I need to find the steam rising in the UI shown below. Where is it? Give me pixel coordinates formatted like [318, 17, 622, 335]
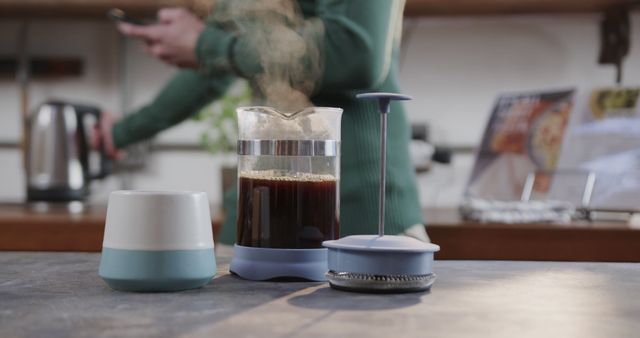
[216, 0, 324, 114]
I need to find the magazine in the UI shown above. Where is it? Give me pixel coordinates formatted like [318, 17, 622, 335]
[466, 89, 576, 201]
[549, 87, 640, 211]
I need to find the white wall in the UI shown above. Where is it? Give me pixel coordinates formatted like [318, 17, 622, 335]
[400, 14, 640, 146]
[399, 13, 640, 207]
[1, 13, 639, 208]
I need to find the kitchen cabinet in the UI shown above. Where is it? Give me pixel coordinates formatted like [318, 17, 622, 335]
[0, 0, 636, 18]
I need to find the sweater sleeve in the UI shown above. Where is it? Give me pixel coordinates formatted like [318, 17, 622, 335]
[112, 69, 235, 148]
[195, 0, 404, 91]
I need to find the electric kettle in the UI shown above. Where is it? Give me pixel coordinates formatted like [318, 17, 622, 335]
[26, 100, 112, 202]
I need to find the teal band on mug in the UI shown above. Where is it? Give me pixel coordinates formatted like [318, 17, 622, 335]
[99, 247, 216, 292]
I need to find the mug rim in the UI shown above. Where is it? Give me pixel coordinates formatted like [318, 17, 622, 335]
[111, 190, 205, 196]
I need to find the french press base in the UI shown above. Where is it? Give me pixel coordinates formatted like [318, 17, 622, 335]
[230, 245, 327, 281]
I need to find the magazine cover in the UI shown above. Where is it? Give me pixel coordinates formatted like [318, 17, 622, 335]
[466, 89, 575, 201]
[549, 87, 640, 211]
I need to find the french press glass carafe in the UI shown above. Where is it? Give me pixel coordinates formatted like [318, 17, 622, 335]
[230, 106, 342, 281]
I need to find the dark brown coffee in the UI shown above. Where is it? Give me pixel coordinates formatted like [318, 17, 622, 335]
[237, 172, 339, 249]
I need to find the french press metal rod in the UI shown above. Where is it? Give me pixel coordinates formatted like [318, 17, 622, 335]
[356, 92, 412, 236]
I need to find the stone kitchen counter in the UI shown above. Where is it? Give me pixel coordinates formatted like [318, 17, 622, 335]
[1, 246, 639, 338]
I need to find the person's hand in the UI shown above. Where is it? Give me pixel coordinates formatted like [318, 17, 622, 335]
[117, 8, 205, 68]
[91, 111, 126, 161]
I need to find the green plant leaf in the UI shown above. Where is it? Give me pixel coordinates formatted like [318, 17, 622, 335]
[194, 80, 250, 155]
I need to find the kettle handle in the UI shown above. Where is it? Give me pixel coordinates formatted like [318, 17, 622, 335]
[77, 106, 113, 180]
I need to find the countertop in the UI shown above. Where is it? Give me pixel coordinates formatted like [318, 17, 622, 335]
[1, 246, 639, 338]
[2, 203, 640, 261]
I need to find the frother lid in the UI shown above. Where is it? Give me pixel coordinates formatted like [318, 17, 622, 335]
[323, 235, 440, 253]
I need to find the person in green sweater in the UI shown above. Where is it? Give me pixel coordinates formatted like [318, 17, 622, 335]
[97, 0, 428, 242]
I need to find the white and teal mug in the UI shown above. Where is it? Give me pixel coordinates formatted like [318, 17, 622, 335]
[99, 191, 216, 292]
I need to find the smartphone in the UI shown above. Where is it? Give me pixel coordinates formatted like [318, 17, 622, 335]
[107, 8, 151, 26]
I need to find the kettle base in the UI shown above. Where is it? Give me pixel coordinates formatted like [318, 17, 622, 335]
[27, 187, 87, 202]
[230, 244, 327, 282]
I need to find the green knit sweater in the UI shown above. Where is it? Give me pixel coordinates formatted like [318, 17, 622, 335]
[112, 0, 423, 242]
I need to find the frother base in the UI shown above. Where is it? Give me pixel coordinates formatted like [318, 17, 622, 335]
[326, 270, 436, 293]
[230, 245, 328, 281]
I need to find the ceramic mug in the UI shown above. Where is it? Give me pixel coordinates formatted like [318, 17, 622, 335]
[99, 190, 216, 292]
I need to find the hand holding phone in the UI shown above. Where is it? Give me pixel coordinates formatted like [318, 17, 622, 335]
[111, 7, 204, 69]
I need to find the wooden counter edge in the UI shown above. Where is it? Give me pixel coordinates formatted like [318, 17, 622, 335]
[429, 225, 640, 262]
[1, 206, 638, 261]
[0, 219, 222, 252]
[2, 221, 639, 262]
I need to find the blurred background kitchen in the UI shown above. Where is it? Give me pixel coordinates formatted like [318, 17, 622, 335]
[0, 0, 640, 207]
[1, 1, 639, 258]
[1, 1, 638, 206]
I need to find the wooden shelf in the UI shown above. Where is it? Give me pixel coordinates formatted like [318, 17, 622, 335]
[0, 0, 211, 19]
[405, 0, 637, 16]
[0, 0, 636, 19]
